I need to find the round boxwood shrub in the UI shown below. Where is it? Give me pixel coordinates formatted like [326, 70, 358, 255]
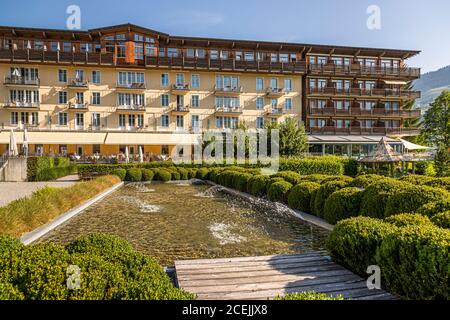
[326, 217, 397, 276]
[416, 199, 450, 217]
[323, 187, 363, 224]
[248, 175, 270, 197]
[360, 179, 409, 219]
[399, 174, 437, 186]
[111, 168, 126, 181]
[187, 168, 198, 179]
[302, 174, 332, 184]
[233, 173, 253, 192]
[385, 213, 434, 228]
[287, 182, 321, 214]
[351, 174, 389, 188]
[321, 175, 354, 185]
[0, 282, 24, 300]
[141, 169, 154, 182]
[266, 177, 285, 190]
[425, 177, 450, 191]
[267, 181, 293, 203]
[313, 180, 350, 217]
[375, 225, 450, 299]
[385, 185, 449, 217]
[154, 169, 172, 182]
[125, 168, 142, 182]
[196, 168, 209, 180]
[272, 171, 303, 185]
[431, 211, 450, 229]
[177, 168, 189, 180]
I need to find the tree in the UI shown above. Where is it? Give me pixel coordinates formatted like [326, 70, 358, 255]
[421, 90, 450, 147]
[435, 143, 450, 177]
[266, 118, 308, 157]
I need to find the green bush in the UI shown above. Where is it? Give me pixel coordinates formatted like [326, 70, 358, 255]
[177, 168, 189, 180]
[301, 174, 332, 184]
[233, 173, 253, 192]
[141, 169, 155, 182]
[111, 168, 126, 181]
[276, 292, 344, 300]
[266, 177, 286, 190]
[385, 185, 449, 216]
[360, 179, 409, 219]
[385, 213, 434, 228]
[288, 182, 321, 213]
[27, 156, 55, 181]
[431, 211, 450, 229]
[154, 169, 172, 182]
[417, 199, 450, 217]
[125, 168, 142, 182]
[313, 180, 350, 217]
[326, 217, 397, 276]
[196, 168, 209, 180]
[248, 175, 270, 197]
[425, 177, 450, 191]
[323, 187, 363, 224]
[279, 156, 345, 176]
[272, 171, 303, 185]
[267, 181, 293, 203]
[375, 225, 450, 299]
[321, 175, 354, 185]
[415, 162, 436, 176]
[54, 157, 70, 168]
[399, 174, 437, 185]
[351, 174, 388, 188]
[0, 282, 24, 300]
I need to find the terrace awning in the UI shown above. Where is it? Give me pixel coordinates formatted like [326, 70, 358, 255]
[0, 131, 107, 144]
[104, 132, 201, 145]
[399, 139, 431, 151]
[383, 80, 408, 85]
[308, 135, 400, 144]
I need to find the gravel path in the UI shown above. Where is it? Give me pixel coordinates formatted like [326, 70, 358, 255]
[0, 181, 77, 207]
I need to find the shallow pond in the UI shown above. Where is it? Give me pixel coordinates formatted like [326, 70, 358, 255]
[39, 182, 329, 266]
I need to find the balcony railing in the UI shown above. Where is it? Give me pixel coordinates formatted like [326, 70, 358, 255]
[308, 107, 421, 118]
[170, 105, 190, 113]
[69, 102, 89, 110]
[306, 87, 421, 99]
[0, 49, 114, 65]
[266, 108, 286, 116]
[309, 126, 420, 136]
[266, 87, 285, 97]
[4, 76, 40, 86]
[214, 85, 243, 94]
[308, 63, 421, 79]
[116, 104, 145, 111]
[215, 106, 244, 114]
[4, 100, 40, 108]
[68, 78, 89, 88]
[146, 56, 307, 74]
[116, 82, 146, 90]
[172, 83, 190, 91]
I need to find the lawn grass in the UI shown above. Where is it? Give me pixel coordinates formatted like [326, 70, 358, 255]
[0, 176, 121, 238]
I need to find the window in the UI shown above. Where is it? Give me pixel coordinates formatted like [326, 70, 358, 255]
[279, 54, 289, 62]
[191, 95, 200, 108]
[161, 94, 169, 107]
[285, 98, 292, 110]
[117, 72, 145, 86]
[128, 114, 135, 127]
[31, 112, 38, 125]
[118, 93, 144, 106]
[215, 75, 239, 90]
[216, 116, 223, 129]
[117, 42, 126, 58]
[176, 115, 184, 128]
[284, 79, 292, 91]
[271, 98, 278, 109]
[20, 112, 29, 125]
[270, 78, 278, 89]
[92, 113, 100, 127]
[210, 50, 219, 60]
[235, 51, 243, 61]
[161, 145, 169, 156]
[191, 74, 200, 88]
[75, 69, 84, 81]
[176, 74, 184, 86]
[256, 117, 264, 129]
[145, 43, 156, 56]
[58, 69, 67, 83]
[161, 74, 169, 87]
[76, 92, 84, 104]
[137, 114, 144, 128]
[167, 48, 178, 58]
[256, 97, 264, 110]
[270, 53, 278, 62]
[318, 79, 327, 89]
[58, 112, 68, 126]
[161, 115, 169, 127]
[135, 43, 144, 59]
[119, 114, 126, 128]
[215, 96, 240, 109]
[191, 115, 199, 128]
[11, 112, 18, 125]
[256, 78, 264, 91]
[92, 71, 101, 84]
[63, 42, 71, 53]
[80, 43, 92, 52]
[245, 52, 254, 61]
[91, 92, 101, 105]
[75, 113, 84, 128]
[93, 144, 101, 154]
[58, 91, 67, 104]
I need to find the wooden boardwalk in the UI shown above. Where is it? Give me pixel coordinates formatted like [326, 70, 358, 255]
[174, 252, 395, 300]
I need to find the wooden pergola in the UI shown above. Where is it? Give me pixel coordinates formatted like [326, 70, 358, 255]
[359, 137, 404, 176]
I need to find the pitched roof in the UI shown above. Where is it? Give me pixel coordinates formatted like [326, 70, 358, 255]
[360, 137, 404, 163]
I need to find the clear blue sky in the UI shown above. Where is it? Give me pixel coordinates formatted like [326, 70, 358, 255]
[0, 0, 448, 73]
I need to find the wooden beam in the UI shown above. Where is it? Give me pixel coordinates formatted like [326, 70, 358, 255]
[42, 31, 47, 39]
[354, 49, 361, 57]
[329, 48, 335, 56]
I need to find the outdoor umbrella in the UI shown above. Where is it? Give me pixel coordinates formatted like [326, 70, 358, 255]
[23, 129, 29, 157]
[125, 146, 129, 164]
[139, 146, 144, 163]
[12, 68, 21, 77]
[26, 40, 31, 50]
[9, 129, 18, 157]
[56, 42, 61, 51]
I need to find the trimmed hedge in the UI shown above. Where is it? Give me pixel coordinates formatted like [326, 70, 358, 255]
[399, 174, 437, 185]
[196, 168, 209, 180]
[177, 168, 189, 180]
[287, 182, 321, 213]
[111, 168, 126, 181]
[323, 187, 363, 224]
[141, 169, 155, 182]
[351, 174, 388, 188]
[313, 180, 350, 217]
[125, 168, 142, 182]
[233, 173, 253, 192]
[272, 171, 303, 185]
[248, 175, 270, 197]
[384, 213, 434, 228]
[27, 156, 75, 181]
[267, 181, 293, 203]
[375, 225, 450, 299]
[154, 169, 172, 182]
[279, 156, 356, 176]
[417, 199, 450, 217]
[431, 211, 450, 229]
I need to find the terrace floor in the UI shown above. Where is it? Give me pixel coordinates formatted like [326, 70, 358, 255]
[175, 251, 396, 300]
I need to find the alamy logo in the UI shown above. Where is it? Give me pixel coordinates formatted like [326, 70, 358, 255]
[366, 5, 381, 30]
[66, 5, 81, 30]
[366, 265, 381, 290]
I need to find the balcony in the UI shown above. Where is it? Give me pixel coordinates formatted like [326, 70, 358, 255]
[308, 107, 421, 118]
[171, 84, 190, 94]
[266, 87, 285, 97]
[266, 108, 286, 117]
[116, 82, 146, 90]
[215, 106, 243, 115]
[3, 100, 40, 109]
[306, 87, 421, 99]
[0, 49, 114, 65]
[68, 102, 89, 110]
[68, 78, 89, 89]
[116, 104, 146, 112]
[214, 85, 243, 95]
[4, 76, 40, 87]
[170, 105, 190, 114]
[308, 63, 421, 79]
[146, 56, 307, 74]
[309, 126, 420, 137]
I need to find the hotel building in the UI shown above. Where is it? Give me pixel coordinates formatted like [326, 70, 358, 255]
[0, 23, 421, 158]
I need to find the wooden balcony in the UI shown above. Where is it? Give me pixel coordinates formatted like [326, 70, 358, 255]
[68, 102, 89, 111]
[0, 49, 114, 65]
[4, 76, 40, 87]
[214, 85, 243, 95]
[68, 79, 89, 89]
[308, 63, 421, 79]
[116, 104, 146, 112]
[215, 106, 244, 115]
[146, 56, 307, 74]
[116, 82, 147, 90]
[266, 87, 286, 97]
[3, 100, 40, 109]
[308, 107, 421, 118]
[309, 126, 420, 136]
[170, 105, 190, 115]
[171, 84, 190, 94]
[306, 87, 421, 99]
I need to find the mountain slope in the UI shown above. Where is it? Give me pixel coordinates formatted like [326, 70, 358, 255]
[414, 65, 450, 109]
